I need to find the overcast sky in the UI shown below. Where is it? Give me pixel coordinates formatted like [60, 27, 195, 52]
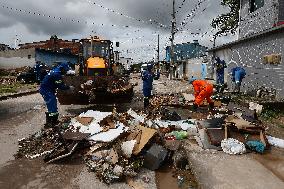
[0, 0, 237, 62]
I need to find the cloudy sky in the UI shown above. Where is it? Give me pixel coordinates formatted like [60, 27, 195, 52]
[0, 0, 237, 62]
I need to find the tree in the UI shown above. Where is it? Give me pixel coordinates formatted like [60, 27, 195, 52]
[211, 0, 240, 37]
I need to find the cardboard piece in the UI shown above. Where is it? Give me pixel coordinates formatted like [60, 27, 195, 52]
[109, 148, 119, 164]
[127, 129, 142, 143]
[76, 117, 94, 126]
[132, 126, 157, 155]
[63, 131, 90, 141]
[225, 115, 252, 129]
[214, 101, 222, 107]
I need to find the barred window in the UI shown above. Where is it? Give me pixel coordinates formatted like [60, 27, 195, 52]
[250, 0, 264, 13]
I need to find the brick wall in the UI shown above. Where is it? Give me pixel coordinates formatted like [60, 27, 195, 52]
[19, 39, 81, 55]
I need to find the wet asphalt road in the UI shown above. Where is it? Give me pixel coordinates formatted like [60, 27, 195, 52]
[0, 92, 150, 189]
[0, 74, 190, 189]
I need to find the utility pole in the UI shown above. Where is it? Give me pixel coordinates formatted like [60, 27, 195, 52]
[170, 0, 176, 80]
[211, 35, 217, 79]
[157, 34, 160, 64]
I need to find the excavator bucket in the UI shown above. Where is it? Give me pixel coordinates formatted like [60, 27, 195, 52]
[57, 75, 134, 105]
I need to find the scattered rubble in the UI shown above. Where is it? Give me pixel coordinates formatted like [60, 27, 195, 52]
[15, 90, 284, 186]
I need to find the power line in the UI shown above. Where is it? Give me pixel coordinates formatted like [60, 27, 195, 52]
[86, 0, 169, 29]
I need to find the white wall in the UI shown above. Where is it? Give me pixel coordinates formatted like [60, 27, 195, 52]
[0, 48, 36, 69]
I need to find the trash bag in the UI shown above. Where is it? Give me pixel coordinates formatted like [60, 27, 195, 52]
[221, 138, 246, 155]
[246, 141, 265, 153]
[167, 131, 188, 140]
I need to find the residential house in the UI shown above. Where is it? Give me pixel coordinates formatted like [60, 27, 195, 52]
[208, 0, 284, 98]
[0, 44, 11, 51]
[166, 40, 208, 79]
[120, 57, 133, 70]
[19, 35, 81, 55]
[0, 48, 78, 69]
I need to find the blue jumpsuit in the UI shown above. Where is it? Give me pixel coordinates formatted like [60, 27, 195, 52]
[231, 67, 246, 83]
[142, 67, 159, 108]
[231, 67, 246, 92]
[215, 57, 226, 85]
[39, 67, 70, 114]
[142, 70, 154, 97]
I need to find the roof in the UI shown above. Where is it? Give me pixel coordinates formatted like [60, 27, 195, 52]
[208, 25, 284, 52]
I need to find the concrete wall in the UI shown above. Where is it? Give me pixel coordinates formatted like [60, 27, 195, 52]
[120, 58, 132, 70]
[209, 31, 284, 99]
[174, 57, 209, 79]
[239, 0, 279, 38]
[186, 57, 209, 80]
[279, 0, 284, 22]
[0, 49, 36, 69]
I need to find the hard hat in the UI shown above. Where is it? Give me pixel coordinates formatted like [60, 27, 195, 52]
[189, 76, 197, 84]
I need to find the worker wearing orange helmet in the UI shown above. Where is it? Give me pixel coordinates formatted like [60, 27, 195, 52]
[189, 77, 214, 110]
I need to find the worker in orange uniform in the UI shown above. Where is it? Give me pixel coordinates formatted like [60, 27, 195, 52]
[189, 77, 214, 110]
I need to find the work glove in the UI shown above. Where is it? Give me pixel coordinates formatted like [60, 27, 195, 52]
[66, 70, 76, 75]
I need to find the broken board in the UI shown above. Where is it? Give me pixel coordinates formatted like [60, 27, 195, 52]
[132, 126, 157, 155]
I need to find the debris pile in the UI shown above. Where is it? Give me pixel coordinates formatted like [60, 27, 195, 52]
[15, 93, 284, 186]
[150, 93, 194, 108]
[16, 107, 198, 184]
[16, 129, 59, 159]
[82, 76, 133, 95]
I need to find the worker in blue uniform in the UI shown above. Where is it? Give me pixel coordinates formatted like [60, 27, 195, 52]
[40, 62, 74, 128]
[231, 67, 246, 93]
[214, 57, 227, 93]
[142, 64, 159, 108]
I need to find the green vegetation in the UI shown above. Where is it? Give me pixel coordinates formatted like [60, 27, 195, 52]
[260, 108, 283, 121]
[0, 82, 38, 95]
[211, 0, 240, 37]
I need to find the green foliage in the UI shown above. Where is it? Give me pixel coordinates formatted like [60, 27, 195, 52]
[260, 108, 282, 121]
[211, 0, 240, 37]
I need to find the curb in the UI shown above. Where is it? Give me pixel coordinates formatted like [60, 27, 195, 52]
[0, 90, 39, 101]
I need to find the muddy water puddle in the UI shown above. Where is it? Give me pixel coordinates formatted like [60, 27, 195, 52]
[253, 147, 284, 181]
[0, 156, 84, 189]
[155, 164, 198, 189]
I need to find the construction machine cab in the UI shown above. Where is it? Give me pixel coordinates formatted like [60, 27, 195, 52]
[81, 37, 114, 77]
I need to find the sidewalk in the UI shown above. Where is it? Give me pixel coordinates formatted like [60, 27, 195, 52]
[183, 140, 284, 189]
[0, 89, 39, 101]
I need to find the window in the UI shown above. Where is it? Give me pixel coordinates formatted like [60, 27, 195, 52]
[28, 55, 31, 59]
[250, 0, 264, 13]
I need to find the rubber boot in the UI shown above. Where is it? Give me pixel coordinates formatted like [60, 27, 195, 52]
[234, 82, 241, 93]
[50, 113, 59, 126]
[44, 112, 53, 129]
[144, 97, 149, 109]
